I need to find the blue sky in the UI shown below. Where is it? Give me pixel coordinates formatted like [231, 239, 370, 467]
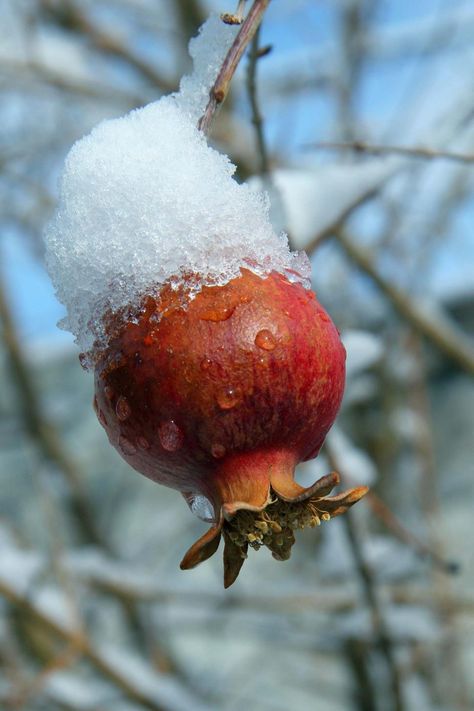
[2, 0, 473, 347]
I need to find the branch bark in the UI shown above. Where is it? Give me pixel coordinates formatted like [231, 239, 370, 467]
[198, 0, 271, 134]
[0, 274, 103, 547]
[308, 140, 474, 165]
[335, 229, 474, 376]
[246, 26, 271, 176]
[0, 579, 173, 711]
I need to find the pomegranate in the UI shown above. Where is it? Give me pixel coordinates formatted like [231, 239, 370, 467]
[93, 268, 367, 586]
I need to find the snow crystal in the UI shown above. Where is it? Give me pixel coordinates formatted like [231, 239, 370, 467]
[44, 15, 309, 356]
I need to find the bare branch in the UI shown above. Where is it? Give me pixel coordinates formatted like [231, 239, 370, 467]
[342, 512, 406, 711]
[0, 58, 144, 106]
[308, 140, 474, 165]
[0, 579, 183, 711]
[327, 443, 405, 711]
[246, 26, 271, 176]
[39, 0, 174, 92]
[198, 0, 271, 134]
[0, 273, 104, 547]
[174, 0, 206, 42]
[335, 230, 474, 376]
[365, 490, 459, 574]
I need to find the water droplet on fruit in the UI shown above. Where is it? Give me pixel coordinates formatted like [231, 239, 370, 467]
[211, 443, 226, 459]
[187, 494, 214, 522]
[201, 358, 213, 371]
[217, 387, 241, 410]
[199, 305, 235, 322]
[143, 331, 158, 346]
[158, 420, 184, 452]
[137, 436, 150, 450]
[255, 329, 276, 351]
[79, 352, 90, 370]
[119, 436, 136, 455]
[104, 385, 114, 400]
[116, 396, 131, 421]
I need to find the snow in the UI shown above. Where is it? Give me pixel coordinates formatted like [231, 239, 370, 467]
[251, 160, 401, 250]
[44, 15, 309, 357]
[45, 672, 112, 709]
[0, 547, 43, 595]
[341, 329, 384, 378]
[336, 604, 439, 643]
[326, 428, 377, 487]
[176, 14, 238, 123]
[98, 644, 215, 711]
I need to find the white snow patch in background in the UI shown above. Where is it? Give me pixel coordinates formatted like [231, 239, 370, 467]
[0, 548, 43, 595]
[341, 329, 384, 377]
[250, 160, 401, 249]
[44, 15, 309, 355]
[327, 427, 377, 486]
[45, 672, 112, 709]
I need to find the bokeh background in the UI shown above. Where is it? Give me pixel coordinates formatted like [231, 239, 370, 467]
[1, 1, 474, 709]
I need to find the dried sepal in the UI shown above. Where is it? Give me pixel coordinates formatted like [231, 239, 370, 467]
[180, 471, 368, 586]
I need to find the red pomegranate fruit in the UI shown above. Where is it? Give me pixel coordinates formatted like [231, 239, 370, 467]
[93, 268, 368, 586]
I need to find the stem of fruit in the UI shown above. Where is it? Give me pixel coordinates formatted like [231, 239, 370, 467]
[198, 0, 271, 135]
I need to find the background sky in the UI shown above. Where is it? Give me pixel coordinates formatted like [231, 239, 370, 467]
[2, 0, 473, 349]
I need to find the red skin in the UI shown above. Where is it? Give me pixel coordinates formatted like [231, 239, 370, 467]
[94, 269, 346, 519]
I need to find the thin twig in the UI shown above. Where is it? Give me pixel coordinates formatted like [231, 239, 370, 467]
[0, 274, 103, 547]
[335, 229, 474, 376]
[342, 511, 405, 711]
[365, 491, 459, 574]
[307, 140, 474, 165]
[0, 580, 171, 711]
[198, 0, 271, 134]
[246, 25, 271, 175]
[0, 271, 183, 680]
[406, 332, 470, 708]
[39, 0, 173, 92]
[1, 57, 145, 106]
[326, 445, 405, 711]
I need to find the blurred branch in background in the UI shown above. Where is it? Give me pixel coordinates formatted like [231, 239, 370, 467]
[0, 272, 103, 547]
[335, 229, 474, 375]
[0, 575, 196, 711]
[327, 441, 405, 711]
[246, 25, 271, 177]
[38, 0, 175, 92]
[308, 140, 474, 164]
[1, 0, 474, 709]
[0, 266, 206, 705]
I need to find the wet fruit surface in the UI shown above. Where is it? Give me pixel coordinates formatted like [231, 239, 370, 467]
[92, 268, 365, 584]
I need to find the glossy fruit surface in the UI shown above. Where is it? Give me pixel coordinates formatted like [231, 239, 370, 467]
[93, 269, 367, 585]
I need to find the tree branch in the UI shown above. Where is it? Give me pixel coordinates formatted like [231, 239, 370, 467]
[0, 274, 103, 547]
[308, 140, 474, 165]
[342, 511, 406, 711]
[39, 0, 174, 93]
[198, 0, 271, 134]
[0, 579, 173, 711]
[335, 230, 474, 376]
[365, 490, 458, 574]
[246, 26, 271, 175]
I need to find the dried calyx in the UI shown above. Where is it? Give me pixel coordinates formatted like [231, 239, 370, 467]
[181, 471, 367, 587]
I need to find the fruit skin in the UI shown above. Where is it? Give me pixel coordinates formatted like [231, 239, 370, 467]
[93, 268, 347, 520]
